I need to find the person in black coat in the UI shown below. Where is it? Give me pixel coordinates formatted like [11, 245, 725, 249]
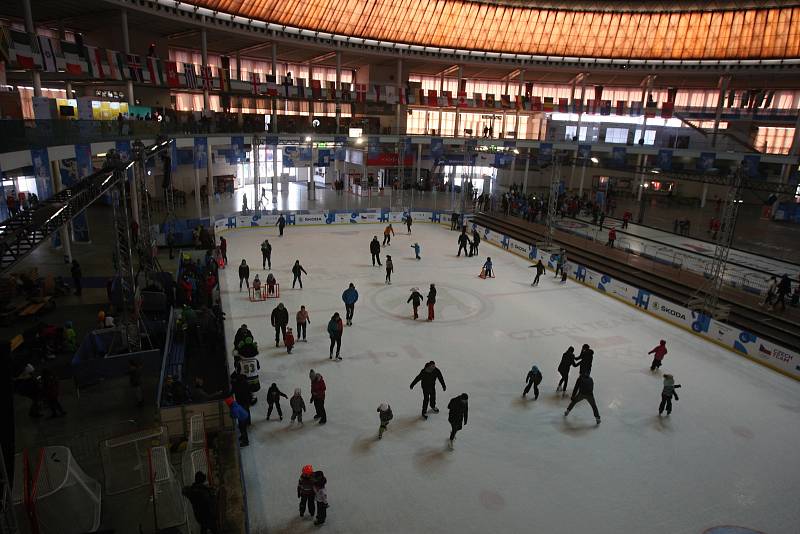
[574, 344, 594, 376]
[522, 365, 542, 399]
[182, 472, 218, 534]
[70, 260, 82, 296]
[291, 260, 308, 289]
[447, 393, 468, 449]
[265, 382, 288, 420]
[529, 259, 545, 287]
[370, 236, 382, 266]
[233, 324, 252, 348]
[271, 303, 289, 346]
[457, 230, 469, 257]
[407, 288, 424, 320]
[564, 373, 601, 424]
[410, 361, 447, 419]
[426, 284, 437, 321]
[405, 213, 413, 235]
[557, 346, 576, 395]
[238, 260, 250, 291]
[277, 214, 286, 236]
[260, 239, 272, 270]
[470, 229, 481, 256]
[231, 370, 252, 420]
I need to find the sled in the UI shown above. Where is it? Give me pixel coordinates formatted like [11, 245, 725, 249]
[249, 286, 267, 302]
[478, 268, 495, 279]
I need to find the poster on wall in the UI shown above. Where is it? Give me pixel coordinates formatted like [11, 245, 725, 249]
[64, 143, 94, 242]
[30, 147, 53, 200]
[697, 152, 716, 172]
[656, 149, 673, 171]
[231, 136, 245, 163]
[611, 146, 627, 167]
[115, 140, 131, 164]
[194, 137, 208, 169]
[282, 146, 311, 167]
[430, 137, 444, 161]
[742, 155, 761, 179]
[539, 143, 553, 165]
[577, 144, 592, 160]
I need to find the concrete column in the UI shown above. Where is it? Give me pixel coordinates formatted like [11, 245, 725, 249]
[416, 142, 422, 183]
[194, 164, 202, 217]
[50, 160, 72, 262]
[65, 82, 73, 99]
[335, 50, 342, 135]
[201, 27, 210, 112]
[516, 70, 525, 139]
[712, 76, 729, 148]
[700, 182, 709, 208]
[272, 145, 278, 197]
[120, 10, 134, 104]
[272, 43, 278, 134]
[636, 154, 646, 201]
[206, 140, 214, 215]
[22, 0, 42, 97]
[438, 73, 444, 136]
[397, 57, 404, 135]
[575, 79, 587, 139]
[522, 152, 530, 193]
[453, 65, 462, 137]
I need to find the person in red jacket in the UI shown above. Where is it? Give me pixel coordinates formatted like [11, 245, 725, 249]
[606, 227, 616, 248]
[648, 340, 668, 371]
[179, 275, 193, 305]
[310, 372, 327, 424]
[284, 327, 295, 354]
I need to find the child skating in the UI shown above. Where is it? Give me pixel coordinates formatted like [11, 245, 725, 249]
[377, 403, 393, 439]
[284, 327, 295, 354]
[266, 382, 288, 420]
[522, 364, 543, 399]
[313, 471, 328, 526]
[407, 287, 424, 319]
[648, 340, 668, 371]
[480, 257, 494, 279]
[411, 242, 421, 260]
[297, 465, 316, 518]
[290, 388, 306, 425]
[385, 255, 393, 284]
[659, 374, 681, 416]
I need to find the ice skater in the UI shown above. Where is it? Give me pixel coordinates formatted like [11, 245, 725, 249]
[470, 228, 481, 256]
[606, 227, 616, 248]
[564, 373, 601, 424]
[648, 340, 668, 371]
[554, 249, 567, 278]
[383, 223, 395, 246]
[342, 283, 358, 326]
[313, 471, 328, 526]
[291, 260, 308, 289]
[426, 284, 437, 321]
[410, 361, 447, 419]
[290, 388, 306, 425]
[296, 305, 310, 341]
[557, 346, 576, 396]
[529, 259, 545, 286]
[560, 261, 568, 283]
[310, 371, 327, 424]
[266, 273, 278, 296]
[457, 229, 469, 257]
[405, 213, 413, 234]
[370, 236, 382, 266]
[385, 255, 394, 284]
[377, 403, 393, 439]
[411, 242, 421, 260]
[271, 303, 289, 347]
[225, 396, 250, 447]
[659, 374, 681, 416]
[266, 383, 288, 420]
[522, 364, 542, 399]
[238, 259, 250, 291]
[574, 344, 594, 376]
[447, 393, 469, 450]
[480, 257, 494, 278]
[327, 313, 343, 360]
[284, 327, 295, 354]
[277, 213, 286, 236]
[297, 465, 316, 518]
[260, 239, 272, 269]
[407, 287, 424, 319]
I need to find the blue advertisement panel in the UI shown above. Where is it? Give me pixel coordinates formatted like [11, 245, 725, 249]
[611, 146, 627, 167]
[577, 144, 592, 160]
[283, 146, 311, 167]
[231, 136, 245, 163]
[743, 155, 762, 179]
[69, 143, 93, 242]
[656, 149, 673, 171]
[317, 149, 332, 167]
[30, 147, 54, 200]
[194, 137, 208, 169]
[114, 140, 131, 164]
[538, 143, 553, 165]
[697, 152, 716, 172]
[430, 137, 444, 160]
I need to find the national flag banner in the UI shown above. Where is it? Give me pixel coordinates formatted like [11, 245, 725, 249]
[184, 63, 198, 89]
[600, 100, 611, 115]
[220, 56, 231, 92]
[7, 29, 40, 69]
[543, 97, 555, 112]
[107, 50, 125, 80]
[165, 60, 179, 87]
[473, 93, 482, 108]
[384, 85, 397, 104]
[525, 82, 533, 98]
[325, 81, 336, 99]
[60, 40, 86, 74]
[645, 100, 658, 118]
[83, 46, 104, 78]
[443, 91, 454, 107]
[38, 36, 59, 72]
[373, 84, 382, 102]
[201, 65, 213, 90]
[427, 89, 438, 107]
[266, 77, 279, 97]
[281, 75, 292, 97]
[340, 82, 352, 101]
[629, 101, 643, 116]
[515, 95, 525, 111]
[661, 101, 674, 119]
[532, 96, 542, 112]
[294, 78, 306, 98]
[500, 94, 511, 108]
[398, 86, 408, 104]
[355, 83, 367, 102]
[146, 56, 165, 86]
[485, 94, 496, 108]
[311, 79, 322, 99]
[615, 100, 626, 115]
[586, 99, 595, 114]
[457, 91, 468, 107]
[558, 98, 569, 113]
[126, 54, 144, 82]
[571, 99, 583, 114]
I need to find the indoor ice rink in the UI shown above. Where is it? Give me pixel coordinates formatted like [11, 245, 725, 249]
[220, 221, 800, 534]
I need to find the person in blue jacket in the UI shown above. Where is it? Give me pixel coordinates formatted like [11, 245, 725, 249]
[482, 257, 493, 278]
[225, 396, 251, 447]
[341, 283, 359, 326]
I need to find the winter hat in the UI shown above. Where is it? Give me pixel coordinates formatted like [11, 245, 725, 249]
[302, 464, 314, 476]
[460, 393, 469, 401]
[224, 396, 235, 407]
[531, 365, 539, 374]
[293, 388, 301, 395]
[659, 340, 666, 344]
[411, 287, 419, 292]
[313, 471, 326, 486]
[378, 403, 388, 411]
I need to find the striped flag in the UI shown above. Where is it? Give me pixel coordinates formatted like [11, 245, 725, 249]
[7, 30, 39, 69]
[251, 72, 260, 94]
[558, 98, 569, 112]
[165, 60, 179, 87]
[60, 41, 86, 74]
[184, 63, 198, 89]
[146, 56, 164, 86]
[126, 54, 143, 82]
[107, 50, 125, 80]
[473, 93, 482, 108]
[311, 79, 322, 99]
[219, 56, 231, 92]
[200, 65, 213, 90]
[38, 36, 58, 72]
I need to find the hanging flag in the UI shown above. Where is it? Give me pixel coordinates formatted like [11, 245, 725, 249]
[219, 56, 231, 92]
[629, 101, 643, 116]
[444, 91, 454, 107]
[558, 98, 569, 113]
[165, 60, 179, 87]
[311, 79, 322, 99]
[661, 101, 674, 119]
[525, 82, 533, 98]
[593, 85, 604, 111]
[250, 72, 261, 94]
[266, 76, 279, 96]
[30, 147, 53, 200]
[294, 78, 306, 98]
[201, 65, 213, 90]
[571, 99, 583, 114]
[340, 82, 352, 101]
[325, 81, 336, 99]
[543, 97, 555, 112]
[126, 53, 144, 82]
[355, 83, 367, 102]
[600, 100, 611, 115]
[398, 86, 408, 105]
[645, 100, 658, 118]
[427, 89, 438, 107]
[473, 93, 482, 108]
[107, 50, 125, 80]
[485, 94, 496, 108]
[184, 63, 198, 89]
[146, 56, 165, 86]
[531, 96, 542, 112]
[615, 100, 626, 115]
[373, 84, 382, 102]
[500, 94, 511, 109]
[38, 36, 58, 72]
[385, 85, 397, 104]
[7, 30, 40, 69]
[60, 41, 86, 74]
[457, 91, 468, 107]
[83, 46, 104, 78]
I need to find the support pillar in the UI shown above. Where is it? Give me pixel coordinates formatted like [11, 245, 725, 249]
[272, 43, 278, 135]
[397, 57, 404, 135]
[120, 10, 134, 104]
[578, 162, 586, 197]
[23, 0, 41, 97]
[712, 76, 730, 148]
[453, 65, 462, 137]
[516, 70, 525, 139]
[438, 73, 444, 136]
[523, 152, 530, 193]
[272, 145, 279, 197]
[51, 160, 72, 262]
[236, 52, 243, 124]
[335, 50, 342, 135]
[416, 142, 422, 183]
[636, 154, 646, 201]
[201, 27, 209, 112]
[700, 182, 709, 208]
[207, 140, 214, 215]
[65, 82, 73, 99]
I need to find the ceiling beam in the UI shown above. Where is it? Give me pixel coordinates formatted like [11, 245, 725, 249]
[226, 42, 272, 56]
[435, 64, 459, 77]
[166, 29, 200, 40]
[307, 51, 337, 64]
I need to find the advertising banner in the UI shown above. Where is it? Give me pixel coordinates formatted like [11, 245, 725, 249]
[193, 137, 208, 169]
[30, 147, 53, 200]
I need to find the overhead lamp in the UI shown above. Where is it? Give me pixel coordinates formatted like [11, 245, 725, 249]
[590, 157, 599, 164]
[355, 138, 364, 145]
[304, 136, 312, 142]
[651, 169, 660, 174]
[513, 149, 519, 155]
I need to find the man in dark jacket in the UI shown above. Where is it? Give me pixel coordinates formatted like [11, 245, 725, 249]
[341, 283, 359, 326]
[457, 230, 469, 257]
[776, 274, 792, 311]
[231, 369, 252, 421]
[277, 214, 286, 236]
[574, 344, 594, 376]
[233, 323, 252, 347]
[291, 260, 308, 289]
[260, 239, 272, 270]
[410, 361, 447, 419]
[238, 260, 250, 291]
[470, 229, 481, 256]
[447, 393, 468, 449]
[530, 259, 545, 287]
[271, 303, 289, 346]
[407, 288, 424, 320]
[564, 373, 601, 424]
[370, 236, 382, 266]
[182, 471, 218, 534]
[265, 382, 288, 420]
[426, 284, 437, 321]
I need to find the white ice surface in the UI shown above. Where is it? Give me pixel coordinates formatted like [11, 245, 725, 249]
[219, 222, 800, 534]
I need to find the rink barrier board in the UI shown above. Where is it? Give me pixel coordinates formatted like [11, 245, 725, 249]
[471, 223, 800, 382]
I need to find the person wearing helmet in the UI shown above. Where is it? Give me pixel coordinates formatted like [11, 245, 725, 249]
[447, 393, 469, 450]
[522, 364, 543, 400]
[297, 464, 316, 518]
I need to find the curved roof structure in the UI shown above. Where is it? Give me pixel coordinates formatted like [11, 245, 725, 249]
[186, 1, 800, 60]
